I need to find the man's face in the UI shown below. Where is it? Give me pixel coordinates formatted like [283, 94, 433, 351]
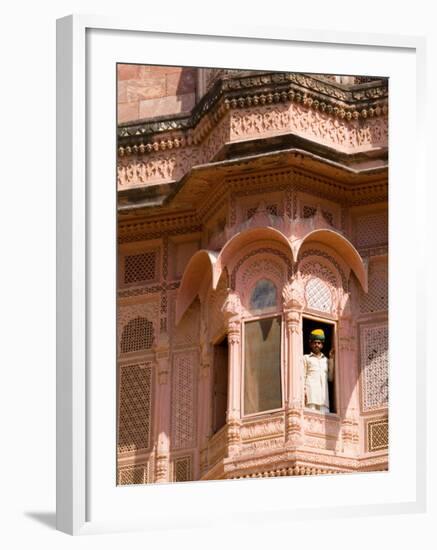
[309, 339, 324, 354]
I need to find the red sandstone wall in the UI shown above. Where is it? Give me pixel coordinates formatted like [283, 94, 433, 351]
[117, 64, 197, 124]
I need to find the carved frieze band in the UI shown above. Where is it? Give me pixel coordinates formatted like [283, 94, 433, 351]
[118, 101, 388, 188]
[241, 417, 284, 442]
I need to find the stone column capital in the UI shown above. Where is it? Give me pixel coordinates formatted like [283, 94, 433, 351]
[282, 280, 305, 311]
[221, 290, 242, 323]
[284, 309, 301, 333]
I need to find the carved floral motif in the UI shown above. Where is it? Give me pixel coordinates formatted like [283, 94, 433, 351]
[221, 291, 242, 322]
[282, 279, 305, 310]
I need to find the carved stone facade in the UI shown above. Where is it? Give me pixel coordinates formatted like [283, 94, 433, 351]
[117, 65, 389, 484]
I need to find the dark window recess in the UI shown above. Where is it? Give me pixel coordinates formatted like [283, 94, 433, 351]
[213, 337, 229, 434]
[302, 317, 337, 413]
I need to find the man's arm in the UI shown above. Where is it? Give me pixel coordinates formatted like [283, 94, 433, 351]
[303, 355, 308, 403]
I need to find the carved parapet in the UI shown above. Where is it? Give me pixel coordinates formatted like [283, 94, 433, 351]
[241, 414, 284, 442]
[226, 419, 242, 457]
[227, 419, 241, 443]
[286, 407, 303, 446]
[302, 412, 342, 453]
[341, 417, 359, 453]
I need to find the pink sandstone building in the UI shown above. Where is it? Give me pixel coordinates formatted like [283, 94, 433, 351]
[116, 66, 389, 485]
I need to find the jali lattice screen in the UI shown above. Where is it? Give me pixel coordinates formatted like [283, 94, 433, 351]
[355, 212, 388, 248]
[367, 418, 389, 451]
[247, 204, 278, 219]
[172, 351, 197, 450]
[305, 277, 333, 312]
[173, 456, 192, 482]
[118, 362, 152, 453]
[118, 463, 149, 485]
[124, 250, 157, 284]
[120, 317, 154, 353]
[360, 324, 389, 411]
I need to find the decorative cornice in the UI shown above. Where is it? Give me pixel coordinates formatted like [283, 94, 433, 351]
[118, 72, 388, 154]
[118, 214, 201, 243]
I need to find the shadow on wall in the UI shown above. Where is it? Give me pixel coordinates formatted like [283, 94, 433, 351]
[117, 65, 197, 124]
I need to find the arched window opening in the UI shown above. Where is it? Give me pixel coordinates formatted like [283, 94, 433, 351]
[249, 279, 277, 312]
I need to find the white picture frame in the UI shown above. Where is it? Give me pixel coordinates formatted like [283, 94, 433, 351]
[56, 14, 428, 536]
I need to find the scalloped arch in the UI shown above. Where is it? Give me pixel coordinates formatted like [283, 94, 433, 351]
[175, 250, 218, 325]
[295, 229, 367, 292]
[213, 226, 294, 289]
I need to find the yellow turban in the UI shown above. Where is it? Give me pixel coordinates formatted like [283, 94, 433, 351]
[309, 329, 325, 341]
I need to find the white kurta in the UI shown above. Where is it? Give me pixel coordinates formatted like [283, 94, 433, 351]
[303, 352, 334, 408]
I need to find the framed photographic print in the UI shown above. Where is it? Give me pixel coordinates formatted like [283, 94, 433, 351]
[56, 15, 427, 535]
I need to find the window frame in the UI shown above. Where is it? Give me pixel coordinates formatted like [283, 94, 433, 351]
[302, 312, 339, 417]
[241, 309, 285, 418]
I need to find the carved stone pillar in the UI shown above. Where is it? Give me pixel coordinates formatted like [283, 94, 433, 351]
[337, 308, 360, 455]
[283, 281, 305, 446]
[154, 333, 171, 482]
[198, 316, 212, 473]
[221, 292, 242, 457]
[226, 320, 242, 456]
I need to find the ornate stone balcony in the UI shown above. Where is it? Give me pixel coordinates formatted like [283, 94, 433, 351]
[201, 407, 387, 481]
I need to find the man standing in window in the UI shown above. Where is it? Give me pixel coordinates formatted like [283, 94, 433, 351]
[304, 329, 335, 413]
